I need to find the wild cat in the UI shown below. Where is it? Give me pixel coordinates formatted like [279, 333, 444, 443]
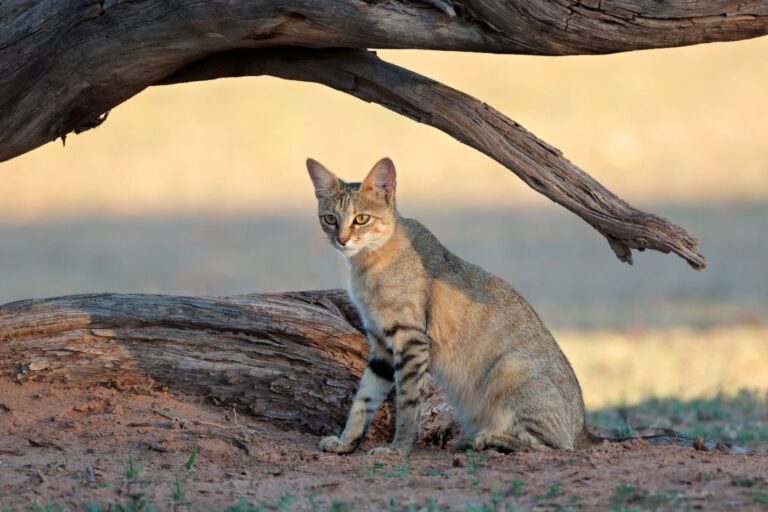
[307, 157, 594, 456]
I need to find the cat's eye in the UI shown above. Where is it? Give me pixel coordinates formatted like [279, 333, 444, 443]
[353, 214, 371, 225]
[322, 214, 337, 225]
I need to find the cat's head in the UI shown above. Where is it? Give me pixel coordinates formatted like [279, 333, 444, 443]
[306, 157, 397, 258]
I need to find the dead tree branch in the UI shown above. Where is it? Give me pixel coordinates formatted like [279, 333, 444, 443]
[1, 1, 762, 264]
[161, 48, 706, 268]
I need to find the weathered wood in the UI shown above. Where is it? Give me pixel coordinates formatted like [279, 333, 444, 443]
[2, 2, 762, 265]
[0, 290, 456, 441]
[161, 48, 706, 269]
[1, 1, 765, 162]
[0, 290, 366, 435]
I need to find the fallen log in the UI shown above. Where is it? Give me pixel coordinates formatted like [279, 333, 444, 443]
[0, 290, 457, 444]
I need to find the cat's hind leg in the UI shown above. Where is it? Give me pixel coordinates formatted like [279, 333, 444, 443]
[319, 334, 394, 454]
[452, 430, 552, 454]
[453, 355, 573, 453]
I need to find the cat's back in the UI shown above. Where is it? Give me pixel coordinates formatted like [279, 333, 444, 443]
[399, 216, 567, 369]
[399, 217, 542, 324]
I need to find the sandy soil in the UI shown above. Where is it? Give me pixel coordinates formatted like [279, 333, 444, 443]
[1, 379, 767, 511]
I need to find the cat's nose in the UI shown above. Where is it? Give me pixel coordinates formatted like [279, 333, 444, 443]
[337, 237, 349, 247]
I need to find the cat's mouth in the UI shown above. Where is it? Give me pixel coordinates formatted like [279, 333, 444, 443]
[336, 241, 363, 257]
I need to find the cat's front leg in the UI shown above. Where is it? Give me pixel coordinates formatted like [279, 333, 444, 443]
[319, 335, 394, 454]
[370, 327, 432, 457]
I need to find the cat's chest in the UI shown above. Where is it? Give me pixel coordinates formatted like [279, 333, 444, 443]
[347, 280, 381, 330]
[347, 272, 404, 331]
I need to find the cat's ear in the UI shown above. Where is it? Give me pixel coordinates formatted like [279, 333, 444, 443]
[306, 158, 340, 199]
[362, 157, 396, 204]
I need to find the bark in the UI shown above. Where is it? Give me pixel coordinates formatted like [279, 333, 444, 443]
[0, 290, 457, 443]
[2, 2, 762, 265]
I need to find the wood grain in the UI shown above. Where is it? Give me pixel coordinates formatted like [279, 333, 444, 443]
[0, 290, 367, 434]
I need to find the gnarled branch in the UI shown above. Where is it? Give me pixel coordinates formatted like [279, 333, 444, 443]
[2, 1, 761, 265]
[161, 48, 706, 268]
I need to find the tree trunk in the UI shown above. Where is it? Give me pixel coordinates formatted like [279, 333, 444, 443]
[2, 2, 765, 267]
[0, 290, 457, 444]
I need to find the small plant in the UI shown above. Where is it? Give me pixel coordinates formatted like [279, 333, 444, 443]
[274, 492, 296, 512]
[307, 493, 319, 512]
[116, 492, 156, 512]
[171, 476, 184, 502]
[362, 459, 409, 478]
[465, 503, 494, 512]
[364, 461, 385, 477]
[224, 498, 263, 512]
[422, 467, 449, 478]
[615, 423, 635, 440]
[533, 483, 563, 501]
[731, 477, 758, 488]
[546, 483, 563, 498]
[489, 491, 504, 510]
[424, 497, 451, 512]
[465, 449, 490, 475]
[610, 485, 678, 511]
[504, 479, 526, 497]
[749, 491, 768, 509]
[28, 504, 69, 512]
[382, 463, 411, 478]
[326, 500, 354, 512]
[122, 452, 139, 480]
[185, 446, 198, 474]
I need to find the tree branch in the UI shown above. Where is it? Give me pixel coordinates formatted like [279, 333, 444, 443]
[160, 48, 706, 268]
[3, 2, 759, 266]
[0, 1, 766, 162]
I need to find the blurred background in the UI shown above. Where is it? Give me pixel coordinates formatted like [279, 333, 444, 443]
[1, 37, 766, 436]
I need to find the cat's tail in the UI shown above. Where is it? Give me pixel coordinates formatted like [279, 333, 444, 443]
[578, 425, 748, 453]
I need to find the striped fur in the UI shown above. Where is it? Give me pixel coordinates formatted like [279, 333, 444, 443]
[309, 158, 592, 456]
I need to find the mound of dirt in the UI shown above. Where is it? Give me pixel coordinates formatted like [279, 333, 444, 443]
[1, 379, 766, 510]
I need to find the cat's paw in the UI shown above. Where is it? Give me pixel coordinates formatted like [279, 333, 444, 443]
[367, 443, 412, 458]
[464, 432, 516, 454]
[366, 446, 395, 457]
[319, 435, 353, 454]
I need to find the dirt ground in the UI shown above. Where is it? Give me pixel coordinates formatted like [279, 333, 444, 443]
[1, 379, 767, 511]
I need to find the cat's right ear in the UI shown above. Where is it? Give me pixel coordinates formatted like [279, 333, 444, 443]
[306, 158, 340, 199]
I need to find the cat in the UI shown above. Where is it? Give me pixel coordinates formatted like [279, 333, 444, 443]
[307, 157, 594, 456]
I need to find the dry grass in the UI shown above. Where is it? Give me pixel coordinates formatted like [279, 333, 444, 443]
[558, 326, 768, 408]
[1, 38, 767, 221]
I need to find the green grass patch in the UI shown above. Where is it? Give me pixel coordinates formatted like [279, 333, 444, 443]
[185, 446, 198, 474]
[588, 390, 768, 446]
[610, 485, 680, 511]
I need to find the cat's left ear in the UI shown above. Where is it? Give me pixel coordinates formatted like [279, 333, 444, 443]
[362, 157, 396, 204]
